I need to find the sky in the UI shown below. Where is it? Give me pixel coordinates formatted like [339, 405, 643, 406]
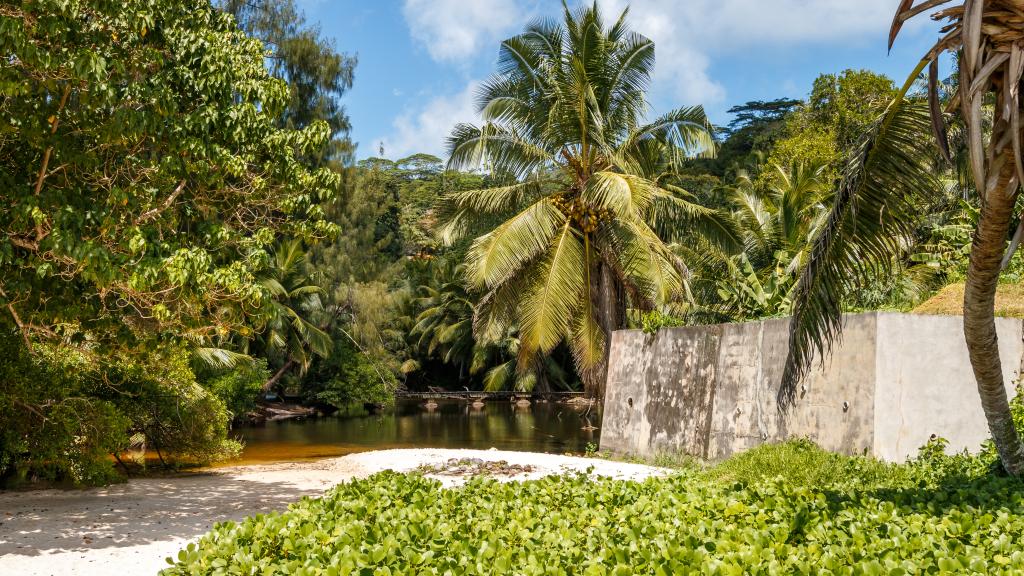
[296, 0, 946, 161]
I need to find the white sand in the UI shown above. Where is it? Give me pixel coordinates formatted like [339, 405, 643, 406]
[0, 449, 667, 575]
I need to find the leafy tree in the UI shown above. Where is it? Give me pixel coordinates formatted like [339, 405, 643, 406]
[0, 0, 340, 354]
[710, 98, 802, 178]
[217, 0, 357, 165]
[782, 1, 1024, 474]
[724, 98, 803, 135]
[757, 70, 896, 190]
[441, 3, 738, 397]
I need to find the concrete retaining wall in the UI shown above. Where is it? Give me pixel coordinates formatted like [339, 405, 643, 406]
[600, 312, 1023, 462]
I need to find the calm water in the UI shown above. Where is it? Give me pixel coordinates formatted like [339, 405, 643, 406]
[228, 398, 602, 464]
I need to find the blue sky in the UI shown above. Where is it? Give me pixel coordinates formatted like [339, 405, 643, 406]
[297, 1, 945, 161]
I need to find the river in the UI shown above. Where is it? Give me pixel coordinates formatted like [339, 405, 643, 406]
[227, 398, 602, 464]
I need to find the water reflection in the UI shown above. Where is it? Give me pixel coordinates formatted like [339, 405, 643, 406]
[227, 399, 601, 465]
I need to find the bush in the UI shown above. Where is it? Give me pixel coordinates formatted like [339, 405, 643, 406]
[302, 339, 396, 409]
[0, 330, 242, 486]
[0, 333, 128, 486]
[706, 438, 914, 491]
[164, 466, 1024, 575]
[199, 360, 270, 421]
[110, 348, 242, 466]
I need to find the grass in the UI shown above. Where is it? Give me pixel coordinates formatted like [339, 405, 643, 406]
[913, 282, 1024, 318]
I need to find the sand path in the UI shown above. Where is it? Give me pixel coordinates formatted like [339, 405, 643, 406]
[0, 449, 666, 575]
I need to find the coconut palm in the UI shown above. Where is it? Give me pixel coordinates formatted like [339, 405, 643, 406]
[733, 161, 831, 275]
[255, 240, 333, 392]
[440, 2, 738, 397]
[409, 260, 478, 376]
[782, 0, 1024, 474]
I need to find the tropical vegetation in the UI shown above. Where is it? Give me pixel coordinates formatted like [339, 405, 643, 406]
[6, 0, 1024, 490]
[440, 3, 737, 397]
[781, 0, 1024, 476]
[163, 429, 1024, 575]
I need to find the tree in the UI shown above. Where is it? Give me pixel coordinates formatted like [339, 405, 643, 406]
[217, 0, 357, 165]
[705, 161, 830, 321]
[441, 2, 738, 397]
[782, 1, 1024, 474]
[757, 70, 897, 192]
[0, 1, 339, 357]
[410, 260, 478, 376]
[254, 240, 332, 392]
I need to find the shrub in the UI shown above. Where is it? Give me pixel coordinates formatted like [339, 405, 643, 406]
[706, 438, 914, 491]
[164, 468, 1024, 575]
[0, 332, 128, 486]
[111, 348, 242, 466]
[200, 360, 270, 421]
[0, 330, 242, 485]
[302, 339, 396, 410]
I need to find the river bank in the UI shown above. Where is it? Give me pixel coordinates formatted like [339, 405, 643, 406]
[0, 449, 666, 576]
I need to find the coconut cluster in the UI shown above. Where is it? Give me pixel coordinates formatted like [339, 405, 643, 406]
[550, 193, 612, 233]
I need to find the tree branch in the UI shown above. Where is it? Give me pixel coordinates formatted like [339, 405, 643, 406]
[135, 180, 187, 224]
[33, 85, 72, 241]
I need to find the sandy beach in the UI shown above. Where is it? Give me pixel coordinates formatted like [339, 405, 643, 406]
[0, 449, 666, 576]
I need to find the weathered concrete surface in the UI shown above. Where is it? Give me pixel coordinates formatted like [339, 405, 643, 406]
[873, 313, 1023, 461]
[601, 312, 1023, 462]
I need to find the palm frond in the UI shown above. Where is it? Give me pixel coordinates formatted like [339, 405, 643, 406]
[779, 96, 943, 409]
[193, 347, 252, 369]
[465, 198, 566, 288]
[519, 222, 586, 355]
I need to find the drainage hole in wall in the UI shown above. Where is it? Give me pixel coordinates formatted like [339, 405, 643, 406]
[842, 401, 849, 412]
[627, 397, 633, 408]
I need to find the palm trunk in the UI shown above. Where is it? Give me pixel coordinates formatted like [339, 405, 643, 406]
[262, 359, 295, 393]
[584, 260, 624, 399]
[964, 154, 1024, 475]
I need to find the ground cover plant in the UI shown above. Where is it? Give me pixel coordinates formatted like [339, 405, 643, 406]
[163, 438, 1024, 575]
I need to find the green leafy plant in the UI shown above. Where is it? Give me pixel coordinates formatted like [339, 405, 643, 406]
[164, 455, 1024, 575]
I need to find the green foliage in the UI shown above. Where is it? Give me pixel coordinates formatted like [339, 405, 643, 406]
[756, 70, 895, 192]
[94, 346, 242, 466]
[199, 360, 271, 420]
[0, 331, 128, 486]
[1, 0, 340, 348]
[636, 310, 686, 334]
[302, 339, 396, 410]
[165, 449, 1024, 575]
[251, 240, 332, 392]
[0, 330, 240, 485]
[707, 438, 913, 492]
[713, 255, 793, 321]
[218, 0, 357, 164]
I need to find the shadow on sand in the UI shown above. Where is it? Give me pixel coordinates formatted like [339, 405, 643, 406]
[0, 472, 328, 557]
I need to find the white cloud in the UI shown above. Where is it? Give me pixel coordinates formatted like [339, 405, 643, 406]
[380, 1, 933, 159]
[597, 0, 907, 105]
[403, 0, 524, 62]
[377, 81, 481, 159]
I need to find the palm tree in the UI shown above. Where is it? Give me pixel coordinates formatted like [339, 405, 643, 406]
[255, 240, 333, 392]
[410, 260, 478, 377]
[733, 161, 831, 275]
[782, 0, 1024, 474]
[440, 2, 737, 397]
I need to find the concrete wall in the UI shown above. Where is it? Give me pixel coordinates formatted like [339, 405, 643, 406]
[600, 312, 1023, 462]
